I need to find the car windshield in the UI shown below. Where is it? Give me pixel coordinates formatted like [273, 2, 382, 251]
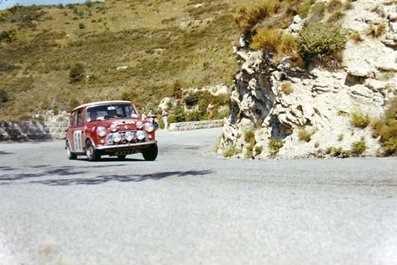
[86, 104, 138, 122]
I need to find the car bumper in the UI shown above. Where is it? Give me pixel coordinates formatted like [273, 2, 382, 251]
[95, 141, 157, 155]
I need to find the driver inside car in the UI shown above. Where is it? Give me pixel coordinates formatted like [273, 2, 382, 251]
[89, 111, 97, 122]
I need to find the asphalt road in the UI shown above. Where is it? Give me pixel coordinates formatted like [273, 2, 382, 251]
[1, 128, 397, 265]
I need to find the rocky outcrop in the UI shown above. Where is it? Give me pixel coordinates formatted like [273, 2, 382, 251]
[217, 0, 397, 159]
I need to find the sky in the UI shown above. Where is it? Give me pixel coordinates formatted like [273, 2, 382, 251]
[0, 0, 104, 10]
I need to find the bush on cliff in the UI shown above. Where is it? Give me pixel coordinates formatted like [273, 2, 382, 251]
[372, 97, 397, 156]
[298, 23, 347, 68]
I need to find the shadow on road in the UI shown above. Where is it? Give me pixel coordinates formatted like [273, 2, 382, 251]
[0, 164, 130, 184]
[0, 151, 13, 155]
[30, 170, 213, 186]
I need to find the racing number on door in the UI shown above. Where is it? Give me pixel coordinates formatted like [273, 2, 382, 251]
[73, 130, 83, 152]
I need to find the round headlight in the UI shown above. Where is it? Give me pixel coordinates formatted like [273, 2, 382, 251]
[96, 126, 107, 137]
[136, 121, 144, 129]
[144, 122, 155, 133]
[112, 132, 121, 143]
[136, 130, 145, 141]
[125, 131, 134, 141]
[110, 123, 118, 132]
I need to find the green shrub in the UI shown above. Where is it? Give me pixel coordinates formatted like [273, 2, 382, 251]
[351, 111, 370, 129]
[186, 110, 201, 121]
[184, 92, 199, 107]
[69, 62, 85, 83]
[298, 23, 347, 67]
[254, 145, 263, 155]
[268, 138, 284, 157]
[351, 137, 367, 157]
[325, 146, 350, 158]
[244, 130, 255, 144]
[169, 103, 186, 123]
[0, 30, 15, 42]
[372, 97, 397, 156]
[224, 146, 239, 157]
[245, 142, 255, 159]
[0, 89, 8, 103]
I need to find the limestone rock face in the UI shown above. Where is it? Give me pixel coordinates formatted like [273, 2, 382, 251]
[217, 0, 396, 159]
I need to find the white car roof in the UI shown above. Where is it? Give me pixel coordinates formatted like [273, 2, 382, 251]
[72, 100, 132, 111]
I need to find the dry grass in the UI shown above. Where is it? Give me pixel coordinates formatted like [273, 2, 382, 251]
[370, 23, 386, 38]
[350, 31, 364, 42]
[351, 111, 370, 129]
[279, 81, 294, 95]
[39, 241, 55, 256]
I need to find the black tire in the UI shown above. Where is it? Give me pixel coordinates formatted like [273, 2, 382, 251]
[142, 144, 158, 161]
[66, 141, 77, 160]
[117, 155, 126, 160]
[86, 139, 101, 161]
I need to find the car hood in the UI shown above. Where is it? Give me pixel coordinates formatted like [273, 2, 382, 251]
[90, 118, 144, 130]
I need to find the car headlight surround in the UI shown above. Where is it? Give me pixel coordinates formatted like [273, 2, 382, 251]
[112, 132, 122, 143]
[110, 123, 118, 132]
[125, 131, 134, 141]
[97, 126, 107, 137]
[136, 121, 144, 129]
[136, 130, 145, 141]
[144, 122, 155, 133]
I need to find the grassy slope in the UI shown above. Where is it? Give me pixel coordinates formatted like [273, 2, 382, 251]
[0, 0, 246, 120]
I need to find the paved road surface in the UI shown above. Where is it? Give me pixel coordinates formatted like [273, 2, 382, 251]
[1, 128, 397, 265]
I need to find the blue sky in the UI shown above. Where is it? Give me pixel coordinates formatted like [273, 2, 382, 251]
[0, 0, 104, 10]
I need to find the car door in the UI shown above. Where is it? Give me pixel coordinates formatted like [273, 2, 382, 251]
[68, 108, 85, 153]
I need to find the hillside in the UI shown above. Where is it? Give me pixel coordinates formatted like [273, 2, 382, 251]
[0, 0, 250, 120]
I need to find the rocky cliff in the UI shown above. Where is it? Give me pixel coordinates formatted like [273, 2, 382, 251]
[218, 0, 397, 159]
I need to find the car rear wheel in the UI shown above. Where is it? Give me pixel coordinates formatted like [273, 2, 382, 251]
[142, 144, 158, 161]
[86, 139, 101, 161]
[66, 141, 77, 160]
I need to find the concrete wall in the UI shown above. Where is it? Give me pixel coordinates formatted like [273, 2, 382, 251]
[169, 119, 224, 131]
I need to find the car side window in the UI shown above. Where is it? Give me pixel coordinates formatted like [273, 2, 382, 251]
[76, 110, 84, 126]
[68, 112, 74, 127]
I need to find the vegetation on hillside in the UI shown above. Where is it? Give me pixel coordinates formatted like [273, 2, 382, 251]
[235, 0, 349, 68]
[0, 0, 239, 120]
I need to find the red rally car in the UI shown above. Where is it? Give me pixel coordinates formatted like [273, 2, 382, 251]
[66, 100, 158, 161]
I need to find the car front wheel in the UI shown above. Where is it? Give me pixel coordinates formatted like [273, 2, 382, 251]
[86, 139, 101, 161]
[142, 144, 158, 161]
